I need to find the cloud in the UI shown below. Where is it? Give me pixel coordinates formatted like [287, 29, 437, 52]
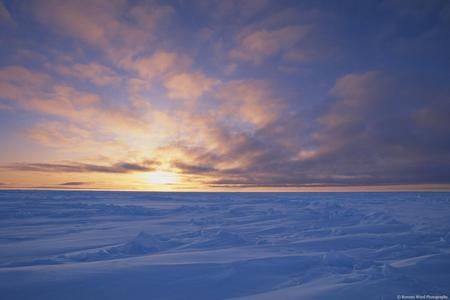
[55, 62, 120, 86]
[172, 161, 217, 174]
[3, 160, 158, 174]
[214, 80, 282, 126]
[27, 121, 90, 148]
[124, 51, 192, 81]
[230, 25, 309, 63]
[24, 85, 148, 134]
[309, 71, 450, 185]
[59, 181, 90, 186]
[128, 2, 175, 29]
[164, 72, 218, 103]
[413, 94, 450, 130]
[124, 51, 193, 106]
[0, 102, 12, 110]
[31, 0, 174, 59]
[164, 117, 303, 182]
[0, 66, 149, 136]
[0, 66, 50, 101]
[159, 71, 450, 188]
[32, 0, 125, 48]
[319, 71, 384, 129]
[1, 0, 449, 190]
[23, 121, 127, 151]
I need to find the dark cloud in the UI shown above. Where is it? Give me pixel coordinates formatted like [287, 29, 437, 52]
[305, 72, 450, 184]
[59, 181, 90, 186]
[167, 71, 450, 188]
[2, 160, 158, 174]
[172, 161, 217, 174]
[32, 185, 94, 190]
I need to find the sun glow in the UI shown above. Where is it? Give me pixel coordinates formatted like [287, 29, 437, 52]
[146, 171, 179, 185]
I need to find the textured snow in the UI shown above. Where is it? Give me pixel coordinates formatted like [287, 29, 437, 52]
[0, 191, 449, 299]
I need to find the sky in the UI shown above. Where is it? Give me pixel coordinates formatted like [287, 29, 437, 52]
[0, 0, 449, 191]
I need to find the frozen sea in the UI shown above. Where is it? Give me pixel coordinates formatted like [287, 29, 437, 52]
[0, 191, 449, 300]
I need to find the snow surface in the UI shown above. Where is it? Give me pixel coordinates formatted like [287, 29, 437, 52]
[0, 191, 449, 299]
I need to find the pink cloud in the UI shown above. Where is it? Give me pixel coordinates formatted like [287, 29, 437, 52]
[124, 51, 192, 81]
[215, 80, 282, 126]
[0, 66, 149, 136]
[230, 25, 309, 63]
[0, 66, 50, 101]
[32, 0, 174, 60]
[56, 63, 120, 86]
[33, 0, 125, 48]
[319, 71, 385, 128]
[26, 121, 92, 148]
[164, 72, 218, 103]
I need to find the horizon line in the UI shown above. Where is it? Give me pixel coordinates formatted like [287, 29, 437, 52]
[1, 186, 450, 193]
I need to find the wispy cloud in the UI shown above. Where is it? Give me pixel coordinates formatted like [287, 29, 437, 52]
[31, 0, 174, 60]
[230, 25, 310, 64]
[3, 160, 158, 174]
[55, 62, 120, 86]
[164, 72, 218, 104]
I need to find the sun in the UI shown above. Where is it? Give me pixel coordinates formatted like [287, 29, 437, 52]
[146, 171, 178, 185]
